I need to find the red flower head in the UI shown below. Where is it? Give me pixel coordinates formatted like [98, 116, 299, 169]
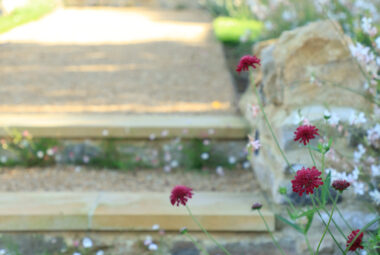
[294, 125, 320, 145]
[291, 166, 323, 196]
[170, 185, 193, 206]
[236, 55, 260, 73]
[346, 229, 364, 251]
[332, 180, 350, 192]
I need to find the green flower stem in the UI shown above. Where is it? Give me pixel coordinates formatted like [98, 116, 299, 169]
[252, 76, 292, 170]
[283, 195, 298, 215]
[308, 144, 317, 167]
[321, 152, 326, 176]
[183, 232, 210, 255]
[310, 195, 346, 254]
[316, 193, 339, 254]
[303, 234, 314, 255]
[185, 205, 231, 255]
[335, 205, 352, 230]
[344, 217, 380, 253]
[258, 209, 287, 255]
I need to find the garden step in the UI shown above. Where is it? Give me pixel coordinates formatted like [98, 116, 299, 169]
[0, 192, 274, 231]
[0, 114, 249, 139]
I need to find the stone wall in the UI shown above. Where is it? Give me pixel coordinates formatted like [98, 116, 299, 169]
[240, 20, 372, 201]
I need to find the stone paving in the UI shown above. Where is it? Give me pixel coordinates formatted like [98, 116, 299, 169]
[0, 192, 273, 231]
[0, 7, 236, 114]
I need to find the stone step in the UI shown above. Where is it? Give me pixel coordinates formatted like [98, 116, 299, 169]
[0, 114, 249, 139]
[0, 192, 274, 231]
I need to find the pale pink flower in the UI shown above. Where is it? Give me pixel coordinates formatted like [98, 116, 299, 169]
[247, 135, 261, 151]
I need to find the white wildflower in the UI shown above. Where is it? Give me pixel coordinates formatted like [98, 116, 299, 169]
[247, 135, 261, 151]
[82, 237, 93, 248]
[352, 182, 365, 195]
[369, 189, 380, 205]
[144, 235, 152, 246]
[201, 152, 209, 160]
[102, 129, 109, 136]
[149, 133, 156, 140]
[148, 243, 158, 251]
[376, 37, 380, 49]
[161, 130, 169, 137]
[37, 150, 44, 158]
[243, 161, 250, 169]
[163, 165, 171, 173]
[349, 43, 374, 64]
[152, 224, 160, 230]
[328, 112, 339, 126]
[323, 110, 331, 119]
[170, 160, 178, 168]
[216, 166, 224, 176]
[371, 165, 380, 177]
[361, 17, 378, 36]
[349, 112, 367, 125]
[228, 156, 236, 164]
[353, 144, 366, 163]
[96, 251, 104, 255]
[367, 124, 380, 148]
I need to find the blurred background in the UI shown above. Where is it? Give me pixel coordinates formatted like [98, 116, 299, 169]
[0, 0, 379, 254]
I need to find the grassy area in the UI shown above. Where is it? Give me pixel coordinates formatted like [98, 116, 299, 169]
[0, 0, 56, 34]
[213, 16, 263, 43]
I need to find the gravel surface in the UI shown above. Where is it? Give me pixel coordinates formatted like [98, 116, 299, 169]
[0, 8, 236, 114]
[0, 166, 257, 192]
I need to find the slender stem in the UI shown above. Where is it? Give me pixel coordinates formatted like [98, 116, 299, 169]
[314, 195, 347, 240]
[185, 205, 231, 255]
[344, 217, 380, 253]
[316, 193, 339, 254]
[258, 210, 287, 255]
[303, 234, 314, 255]
[252, 79, 292, 170]
[283, 195, 298, 214]
[321, 153, 325, 176]
[308, 144, 317, 167]
[310, 195, 346, 254]
[183, 232, 210, 255]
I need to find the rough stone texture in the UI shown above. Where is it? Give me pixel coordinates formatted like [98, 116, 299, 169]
[239, 20, 372, 201]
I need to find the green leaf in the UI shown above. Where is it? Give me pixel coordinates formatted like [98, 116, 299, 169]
[294, 208, 316, 219]
[286, 207, 297, 220]
[276, 214, 304, 234]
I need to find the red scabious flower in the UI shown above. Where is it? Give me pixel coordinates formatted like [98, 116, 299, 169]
[170, 185, 193, 206]
[294, 125, 320, 145]
[251, 202, 263, 210]
[332, 180, 350, 192]
[291, 166, 323, 196]
[236, 55, 260, 73]
[346, 229, 364, 251]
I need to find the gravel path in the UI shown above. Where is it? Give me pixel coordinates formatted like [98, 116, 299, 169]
[0, 166, 257, 192]
[0, 8, 236, 114]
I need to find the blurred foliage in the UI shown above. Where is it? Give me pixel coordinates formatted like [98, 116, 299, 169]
[213, 16, 263, 43]
[0, 130, 243, 171]
[0, 0, 56, 34]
